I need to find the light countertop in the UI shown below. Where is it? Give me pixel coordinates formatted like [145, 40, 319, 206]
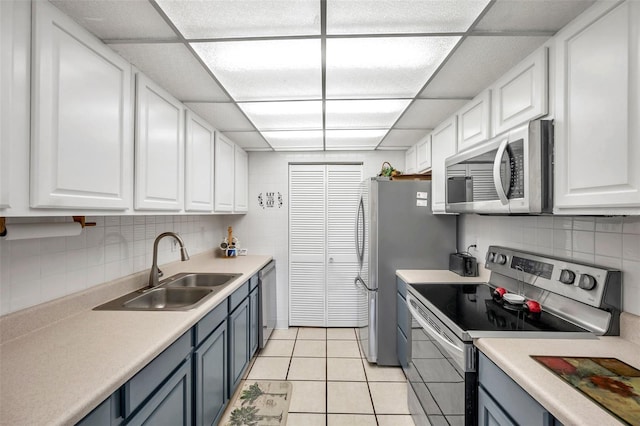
[0, 253, 272, 426]
[396, 268, 640, 426]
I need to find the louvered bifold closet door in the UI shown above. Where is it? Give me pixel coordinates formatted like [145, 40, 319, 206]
[326, 165, 363, 327]
[289, 165, 327, 326]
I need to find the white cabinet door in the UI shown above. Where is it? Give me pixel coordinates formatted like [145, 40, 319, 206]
[1, 1, 29, 212]
[491, 47, 548, 136]
[431, 116, 457, 214]
[214, 133, 235, 212]
[234, 145, 248, 213]
[185, 110, 214, 212]
[31, 1, 133, 210]
[457, 90, 490, 151]
[134, 73, 184, 211]
[405, 146, 416, 174]
[416, 134, 432, 172]
[554, 1, 640, 214]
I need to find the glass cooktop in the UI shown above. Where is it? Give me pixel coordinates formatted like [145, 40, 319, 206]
[409, 283, 588, 333]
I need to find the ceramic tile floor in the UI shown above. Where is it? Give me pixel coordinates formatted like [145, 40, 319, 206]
[226, 327, 416, 426]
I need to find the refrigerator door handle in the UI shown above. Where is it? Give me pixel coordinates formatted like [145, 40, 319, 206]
[354, 196, 365, 267]
[354, 275, 376, 292]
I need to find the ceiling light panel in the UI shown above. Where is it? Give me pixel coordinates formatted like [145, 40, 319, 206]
[325, 100, 411, 129]
[394, 99, 469, 129]
[325, 129, 387, 150]
[50, 0, 177, 40]
[184, 102, 255, 131]
[326, 0, 491, 35]
[193, 40, 322, 101]
[156, 0, 320, 39]
[238, 101, 323, 131]
[109, 43, 229, 102]
[261, 130, 324, 151]
[326, 37, 460, 99]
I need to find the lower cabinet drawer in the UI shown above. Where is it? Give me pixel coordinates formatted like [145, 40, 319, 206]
[123, 331, 192, 417]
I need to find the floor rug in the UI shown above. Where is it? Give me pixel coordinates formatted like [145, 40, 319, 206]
[220, 381, 293, 426]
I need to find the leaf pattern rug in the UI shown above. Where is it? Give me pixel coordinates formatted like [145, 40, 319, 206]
[221, 381, 293, 426]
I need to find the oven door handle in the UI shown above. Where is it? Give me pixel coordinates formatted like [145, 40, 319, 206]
[492, 138, 510, 206]
[406, 294, 463, 356]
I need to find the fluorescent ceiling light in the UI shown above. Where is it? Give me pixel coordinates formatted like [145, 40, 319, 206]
[238, 101, 323, 130]
[156, 0, 320, 39]
[326, 37, 460, 99]
[325, 129, 388, 150]
[192, 39, 322, 102]
[326, 99, 411, 129]
[326, 0, 491, 34]
[261, 130, 324, 150]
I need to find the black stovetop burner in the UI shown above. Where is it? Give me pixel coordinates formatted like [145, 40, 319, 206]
[409, 283, 588, 333]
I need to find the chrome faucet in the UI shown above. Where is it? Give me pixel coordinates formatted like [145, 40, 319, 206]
[148, 232, 190, 288]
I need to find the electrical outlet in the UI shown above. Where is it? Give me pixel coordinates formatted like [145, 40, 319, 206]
[238, 248, 248, 256]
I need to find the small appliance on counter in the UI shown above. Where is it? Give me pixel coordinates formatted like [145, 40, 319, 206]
[449, 245, 479, 277]
[220, 226, 239, 257]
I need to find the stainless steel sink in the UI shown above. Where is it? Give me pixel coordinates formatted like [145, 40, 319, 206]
[93, 272, 241, 311]
[162, 273, 240, 288]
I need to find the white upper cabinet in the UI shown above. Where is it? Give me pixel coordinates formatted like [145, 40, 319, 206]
[416, 134, 432, 173]
[491, 47, 548, 136]
[31, 1, 133, 210]
[431, 116, 457, 214]
[134, 73, 184, 211]
[554, 1, 640, 214]
[234, 145, 248, 213]
[456, 90, 491, 152]
[185, 110, 214, 212]
[214, 133, 235, 212]
[1, 1, 30, 212]
[405, 145, 416, 174]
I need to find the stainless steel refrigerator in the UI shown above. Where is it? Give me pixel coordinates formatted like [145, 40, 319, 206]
[354, 178, 457, 365]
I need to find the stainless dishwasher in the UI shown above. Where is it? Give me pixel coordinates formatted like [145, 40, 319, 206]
[259, 260, 276, 348]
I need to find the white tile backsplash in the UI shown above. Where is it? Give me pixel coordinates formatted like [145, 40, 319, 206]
[460, 215, 640, 315]
[0, 215, 228, 315]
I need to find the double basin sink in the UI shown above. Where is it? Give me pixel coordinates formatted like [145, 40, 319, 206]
[94, 273, 241, 311]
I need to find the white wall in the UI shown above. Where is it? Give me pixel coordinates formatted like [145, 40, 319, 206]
[0, 215, 229, 314]
[459, 215, 640, 315]
[226, 150, 405, 328]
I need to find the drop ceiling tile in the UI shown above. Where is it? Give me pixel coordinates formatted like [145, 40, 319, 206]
[222, 132, 272, 151]
[156, 0, 320, 39]
[474, 0, 595, 32]
[184, 103, 255, 132]
[50, 0, 177, 40]
[192, 39, 322, 101]
[109, 43, 229, 102]
[419, 35, 550, 98]
[261, 130, 324, 151]
[238, 101, 322, 131]
[326, 37, 460, 99]
[395, 99, 469, 129]
[379, 129, 431, 148]
[326, 100, 411, 129]
[325, 129, 387, 150]
[327, 0, 490, 34]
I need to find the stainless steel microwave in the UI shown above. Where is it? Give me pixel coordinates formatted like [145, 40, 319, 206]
[445, 119, 553, 214]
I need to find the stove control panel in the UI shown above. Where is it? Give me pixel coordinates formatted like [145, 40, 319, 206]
[485, 246, 621, 310]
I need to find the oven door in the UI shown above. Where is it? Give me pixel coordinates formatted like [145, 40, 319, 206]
[406, 293, 477, 426]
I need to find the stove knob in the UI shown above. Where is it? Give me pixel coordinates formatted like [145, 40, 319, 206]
[494, 254, 507, 265]
[559, 269, 576, 285]
[578, 274, 597, 290]
[487, 252, 495, 263]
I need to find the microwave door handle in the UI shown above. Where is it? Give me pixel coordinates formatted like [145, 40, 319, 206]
[406, 294, 463, 356]
[492, 138, 510, 205]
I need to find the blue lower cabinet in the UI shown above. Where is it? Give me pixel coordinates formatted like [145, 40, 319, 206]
[76, 391, 122, 426]
[127, 358, 193, 426]
[229, 298, 250, 394]
[249, 286, 259, 358]
[194, 321, 228, 426]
